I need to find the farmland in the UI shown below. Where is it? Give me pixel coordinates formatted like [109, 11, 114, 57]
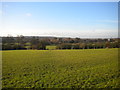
[2, 48, 120, 88]
[46, 45, 57, 50]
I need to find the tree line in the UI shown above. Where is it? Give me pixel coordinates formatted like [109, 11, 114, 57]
[56, 42, 119, 49]
[2, 35, 120, 50]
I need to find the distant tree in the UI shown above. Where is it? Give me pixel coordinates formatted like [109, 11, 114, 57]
[57, 43, 72, 49]
[39, 40, 47, 50]
[91, 43, 96, 49]
[2, 43, 12, 50]
[105, 42, 110, 48]
[69, 39, 75, 43]
[2, 35, 120, 50]
[74, 38, 80, 43]
[87, 43, 93, 49]
[56, 44, 62, 49]
[72, 44, 80, 49]
[30, 37, 39, 45]
[31, 45, 37, 50]
[110, 42, 119, 48]
[3, 36, 15, 44]
[80, 43, 86, 49]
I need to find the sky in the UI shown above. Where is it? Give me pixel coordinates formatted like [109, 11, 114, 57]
[0, 2, 118, 38]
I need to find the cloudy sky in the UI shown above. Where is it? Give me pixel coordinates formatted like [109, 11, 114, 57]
[0, 2, 118, 38]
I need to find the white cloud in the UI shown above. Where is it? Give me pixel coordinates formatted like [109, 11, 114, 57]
[1, 26, 118, 38]
[26, 13, 32, 16]
[31, 29, 118, 38]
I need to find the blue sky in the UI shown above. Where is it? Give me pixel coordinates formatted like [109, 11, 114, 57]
[0, 2, 118, 38]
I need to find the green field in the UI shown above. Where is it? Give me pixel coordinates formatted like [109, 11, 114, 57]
[46, 45, 57, 50]
[2, 48, 120, 88]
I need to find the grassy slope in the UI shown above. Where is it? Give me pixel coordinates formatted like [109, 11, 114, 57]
[2, 48, 119, 88]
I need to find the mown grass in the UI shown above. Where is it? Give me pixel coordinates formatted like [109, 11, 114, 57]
[2, 48, 120, 88]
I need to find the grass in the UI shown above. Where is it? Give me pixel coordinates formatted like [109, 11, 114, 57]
[2, 48, 120, 88]
[46, 45, 57, 50]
